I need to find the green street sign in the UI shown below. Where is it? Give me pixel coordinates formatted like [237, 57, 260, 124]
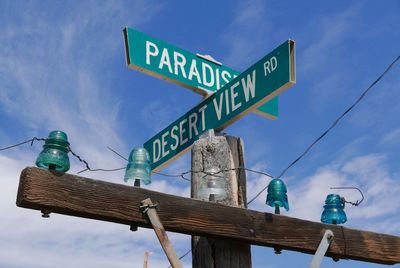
[123, 27, 278, 119]
[144, 40, 296, 171]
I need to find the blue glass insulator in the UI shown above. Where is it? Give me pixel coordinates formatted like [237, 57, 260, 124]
[321, 194, 347, 224]
[124, 148, 151, 185]
[266, 178, 289, 212]
[35, 130, 70, 172]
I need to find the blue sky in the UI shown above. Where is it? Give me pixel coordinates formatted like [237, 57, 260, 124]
[1, 1, 399, 267]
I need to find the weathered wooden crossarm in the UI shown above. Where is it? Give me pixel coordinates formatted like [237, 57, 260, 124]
[16, 167, 400, 265]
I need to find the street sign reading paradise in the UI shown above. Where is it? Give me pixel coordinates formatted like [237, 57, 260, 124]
[144, 40, 296, 171]
[123, 27, 278, 119]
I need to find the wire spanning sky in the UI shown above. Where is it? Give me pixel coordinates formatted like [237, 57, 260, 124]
[0, 1, 399, 267]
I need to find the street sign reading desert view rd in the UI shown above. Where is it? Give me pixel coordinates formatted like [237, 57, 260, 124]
[123, 27, 279, 119]
[144, 40, 296, 171]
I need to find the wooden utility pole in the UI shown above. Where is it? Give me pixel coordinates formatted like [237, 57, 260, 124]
[191, 132, 251, 268]
[143, 251, 151, 268]
[16, 167, 400, 265]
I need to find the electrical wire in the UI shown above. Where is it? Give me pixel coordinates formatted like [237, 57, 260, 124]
[2, 56, 395, 268]
[106, 146, 128, 161]
[68, 146, 93, 173]
[153, 171, 192, 182]
[106, 146, 193, 181]
[2, 54, 397, 208]
[330, 186, 365, 206]
[95, 55, 398, 207]
[167, 249, 192, 268]
[178, 249, 192, 260]
[0, 136, 120, 174]
[1, 56, 396, 267]
[77, 167, 126, 174]
[0, 137, 46, 151]
[105, 147, 271, 181]
[106, 146, 275, 183]
[247, 55, 400, 206]
[68, 146, 128, 174]
[68, 56, 400, 265]
[276, 55, 400, 181]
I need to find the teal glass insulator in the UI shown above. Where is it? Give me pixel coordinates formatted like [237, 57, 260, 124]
[321, 194, 347, 225]
[35, 130, 70, 172]
[266, 178, 289, 213]
[124, 148, 151, 185]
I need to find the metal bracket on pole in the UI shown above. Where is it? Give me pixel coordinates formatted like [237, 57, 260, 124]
[309, 229, 334, 268]
[140, 198, 182, 268]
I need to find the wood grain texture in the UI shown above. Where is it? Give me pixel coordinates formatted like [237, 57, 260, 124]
[191, 134, 251, 268]
[16, 167, 400, 265]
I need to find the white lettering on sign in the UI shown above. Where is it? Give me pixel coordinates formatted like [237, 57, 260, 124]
[159, 48, 173, 73]
[221, 70, 232, 85]
[202, 63, 214, 87]
[144, 41, 238, 91]
[161, 131, 170, 158]
[213, 70, 256, 121]
[213, 92, 224, 121]
[151, 103, 208, 163]
[170, 125, 179, 151]
[215, 69, 221, 89]
[199, 104, 207, 131]
[188, 112, 198, 139]
[188, 59, 201, 83]
[230, 81, 241, 112]
[174, 52, 187, 78]
[153, 139, 161, 162]
[146, 41, 159, 65]
[242, 70, 256, 102]
[150, 53, 281, 164]
[179, 118, 188, 146]
[225, 89, 230, 116]
[264, 56, 278, 76]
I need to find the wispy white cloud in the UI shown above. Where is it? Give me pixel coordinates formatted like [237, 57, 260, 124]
[299, 4, 363, 115]
[247, 151, 399, 235]
[288, 154, 399, 234]
[0, 141, 189, 268]
[0, 1, 164, 175]
[1, 2, 399, 267]
[299, 2, 400, 122]
[246, 162, 274, 210]
[220, 0, 272, 69]
[0, 0, 162, 134]
[380, 127, 400, 146]
[0, 2, 178, 268]
[288, 164, 347, 221]
[147, 178, 190, 197]
[300, 5, 361, 75]
[341, 155, 400, 221]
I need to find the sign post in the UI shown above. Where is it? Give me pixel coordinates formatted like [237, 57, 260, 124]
[123, 27, 279, 119]
[144, 40, 296, 171]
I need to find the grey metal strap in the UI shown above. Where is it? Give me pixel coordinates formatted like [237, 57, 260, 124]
[309, 229, 334, 268]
